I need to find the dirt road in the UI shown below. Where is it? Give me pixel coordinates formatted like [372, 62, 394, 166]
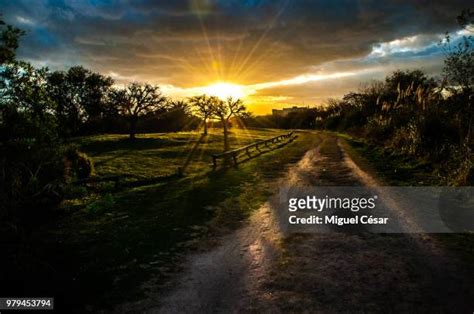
[127, 133, 473, 313]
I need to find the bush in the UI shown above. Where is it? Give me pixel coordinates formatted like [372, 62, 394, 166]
[390, 123, 419, 155]
[339, 107, 366, 130]
[324, 116, 341, 130]
[442, 145, 474, 186]
[364, 116, 393, 144]
[64, 146, 94, 181]
[0, 139, 66, 222]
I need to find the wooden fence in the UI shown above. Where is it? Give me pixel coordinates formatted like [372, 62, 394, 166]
[212, 131, 295, 168]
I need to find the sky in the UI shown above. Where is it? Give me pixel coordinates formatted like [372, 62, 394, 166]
[0, 0, 471, 114]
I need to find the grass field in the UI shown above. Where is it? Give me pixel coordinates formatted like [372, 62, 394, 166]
[22, 128, 321, 311]
[77, 128, 286, 179]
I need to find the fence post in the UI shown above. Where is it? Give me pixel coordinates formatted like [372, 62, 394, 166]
[212, 156, 217, 169]
[232, 152, 237, 165]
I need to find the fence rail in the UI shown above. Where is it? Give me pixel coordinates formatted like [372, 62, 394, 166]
[212, 131, 294, 168]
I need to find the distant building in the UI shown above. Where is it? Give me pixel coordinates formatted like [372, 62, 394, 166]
[272, 106, 310, 117]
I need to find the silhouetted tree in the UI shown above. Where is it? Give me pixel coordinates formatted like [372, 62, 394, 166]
[170, 100, 190, 113]
[441, 33, 473, 93]
[156, 100, 198, 132]
[189, 94, 217, 135]
[47, 67, 113, 136]
[212, 97, 247, 152]
[0, 17, 24, 64]
[2, 62, 52, 122]
[110, 82, 166, 139]
[81, 72, 114, 130]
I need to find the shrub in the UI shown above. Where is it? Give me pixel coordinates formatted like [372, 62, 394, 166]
[390, 122, 419, 155]
[0, 139, 66, 222]
[364, 116, 394, 144]
[339, 107, 366, 130]
[64, 146, 94, 181]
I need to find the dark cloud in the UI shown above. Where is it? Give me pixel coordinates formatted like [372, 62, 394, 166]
[0, 0, 470, 111]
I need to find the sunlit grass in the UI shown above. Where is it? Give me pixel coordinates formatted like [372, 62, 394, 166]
[79, 128, 283, 180]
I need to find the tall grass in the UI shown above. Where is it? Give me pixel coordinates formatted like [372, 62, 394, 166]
[314, 70, 472, 185]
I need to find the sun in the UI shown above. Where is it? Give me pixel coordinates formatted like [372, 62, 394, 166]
[203, 82, 246, 100]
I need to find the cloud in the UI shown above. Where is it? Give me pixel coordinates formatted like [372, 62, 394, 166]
[250, 70, 375, 90]
[0, 0, 471, 113]
[367, 34, 443, 57]
[15, 15, 35, 25]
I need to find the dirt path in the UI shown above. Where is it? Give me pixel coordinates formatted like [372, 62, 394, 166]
[128, 133, 473, 313]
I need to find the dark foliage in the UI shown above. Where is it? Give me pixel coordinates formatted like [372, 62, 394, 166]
[0, 16, 24, 64]
[311, 66, 472, 184]
[243, 109, 317, 130]
[64, 147, 94, 180]
[109, 82, 167, 139]
[47, 66, 114, 136]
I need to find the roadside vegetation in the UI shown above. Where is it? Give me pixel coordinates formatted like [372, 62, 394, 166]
[338, 133, 443, 186]
[245, 10, 473, 186]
